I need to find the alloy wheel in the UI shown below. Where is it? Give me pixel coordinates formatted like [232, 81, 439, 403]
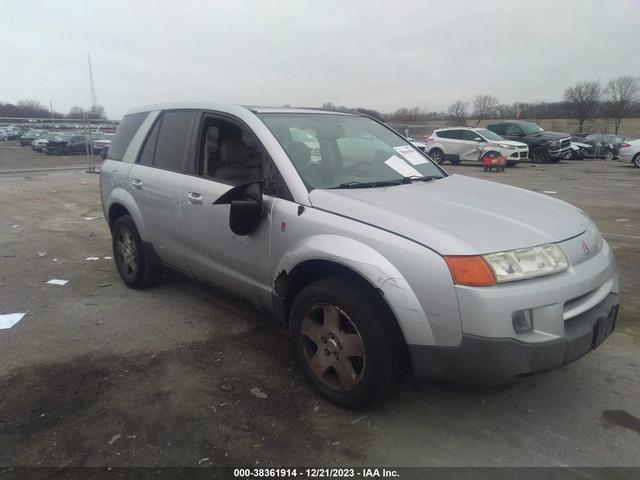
[116, 228, 138, 279]
[300, 304, 366, 392]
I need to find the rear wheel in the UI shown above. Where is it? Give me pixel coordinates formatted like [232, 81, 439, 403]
[428, 149, 444, 165]
[290, 277, 403, 409]
[112, 215, 160, 289]
[633, 154, 640, 168]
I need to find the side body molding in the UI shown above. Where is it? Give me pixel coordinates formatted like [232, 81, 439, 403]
[275, 234, 435, 346]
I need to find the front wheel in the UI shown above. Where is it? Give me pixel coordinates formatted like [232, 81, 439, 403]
[531, 147, 550, 164]
[290, 277, 403, 409]
[112, 215, 160, 289]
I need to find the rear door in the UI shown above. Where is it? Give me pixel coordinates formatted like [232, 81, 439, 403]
[436, 129, 463, 160]
[127, 110, 196, 272]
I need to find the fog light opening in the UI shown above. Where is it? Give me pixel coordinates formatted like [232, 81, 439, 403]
[512, 309, 533, 334]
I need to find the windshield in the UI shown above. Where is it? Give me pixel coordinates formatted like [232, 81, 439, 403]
[475, 128, 503, 141]
[258, 113, 445, 190]
[520, 123, 544, 135]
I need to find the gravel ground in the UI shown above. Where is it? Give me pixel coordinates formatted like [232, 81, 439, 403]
[0, 157, 638, 469]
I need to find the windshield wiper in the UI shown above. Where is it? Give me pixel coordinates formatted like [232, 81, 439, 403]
[331, 176, 442, 189]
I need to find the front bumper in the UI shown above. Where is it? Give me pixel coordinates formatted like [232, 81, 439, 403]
[410, 292, 618, 384]
[549, 146, 571, 158]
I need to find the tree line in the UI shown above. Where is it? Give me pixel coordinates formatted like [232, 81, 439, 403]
[0, 100, 107, 120]
[324, 75, 640, 134]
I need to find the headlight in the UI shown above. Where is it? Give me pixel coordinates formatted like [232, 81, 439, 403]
[483, 244, 568, 283]
[548, 140, 559, 147]
[498, 143, 516, 149]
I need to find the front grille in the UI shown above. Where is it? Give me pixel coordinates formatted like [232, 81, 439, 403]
[519, 151, 528, 158]
[560, 138, 571, 149]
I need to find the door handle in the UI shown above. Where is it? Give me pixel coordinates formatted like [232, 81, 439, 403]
[131, 179, 143, 189]
[187, 192, 204, 204]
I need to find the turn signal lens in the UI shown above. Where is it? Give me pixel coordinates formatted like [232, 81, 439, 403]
[444, 256, 496, 286]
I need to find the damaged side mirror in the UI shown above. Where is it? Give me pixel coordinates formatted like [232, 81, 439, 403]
[213, 181, 264, 236]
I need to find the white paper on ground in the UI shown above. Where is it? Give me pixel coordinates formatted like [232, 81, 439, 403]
[393, 145, 428, 165]
[384, 155, 422, 178]
[0, 313, 25, 329]
[83, 217, 99, 220]
[86, 257, 100, 261]
[103, 256, 112, 260]
[46, 279, 69, 285]
[543, 191, 557, 194]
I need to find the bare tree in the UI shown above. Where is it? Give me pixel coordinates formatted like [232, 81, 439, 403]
[605, 76, 640, 134]
[564, 81, 601, 132]
[67, 106, 85, 118]
[472, 95, 499, 126]
[448, 100, 469, 126]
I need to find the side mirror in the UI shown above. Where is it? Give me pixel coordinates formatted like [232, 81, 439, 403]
[474, 137, 483, 142]
[213, 181, 264, 236]
[229, 197, 262, 236]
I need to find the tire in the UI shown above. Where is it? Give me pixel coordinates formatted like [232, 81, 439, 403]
[290, 277, 403, 409]
[531, 147, 550, 164]
[604, 150, 614, 161]
[428, 149, 444, 165]
[449, 159, 461, 165]
[633, 154, 640, 168]
[112, 215, 160, 289]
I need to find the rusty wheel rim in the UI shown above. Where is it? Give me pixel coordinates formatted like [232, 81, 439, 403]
[300, 303, 366, 392]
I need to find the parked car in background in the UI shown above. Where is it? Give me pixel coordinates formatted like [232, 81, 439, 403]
[566, 138, 594, 160]
[19, 129, 47, 146]
[32, 136, 51, 152]
[0, 129, 8, 141]
[617, 139, 640, 167]
[92, 133, 114, 155]
[45, 134, 91, 155]
[426, 127, 528, 166]
[579, 133, 626, 160]
[100, 104, 618, 408]
[487, 121, 571, 163]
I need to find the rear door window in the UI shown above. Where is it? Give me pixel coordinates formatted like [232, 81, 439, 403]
[437, 130, 462, 140]
[153, 111, 195, 172]
[462, 130, 480, 141]
[109, 112, 149, 161]
[506, 125, 523, 136]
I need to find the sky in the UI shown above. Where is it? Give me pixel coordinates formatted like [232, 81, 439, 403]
[1, 0, 639, 119]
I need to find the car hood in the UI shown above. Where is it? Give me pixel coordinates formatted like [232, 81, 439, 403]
[308, 174, 587, 255]
[531, 131, 570, 141]
[572, 141, 592, 148]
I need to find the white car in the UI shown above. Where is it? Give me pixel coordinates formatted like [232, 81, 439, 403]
[425, 127, 529, 166]
[32, 137, 50, 152]
[617, 139, 640, 168]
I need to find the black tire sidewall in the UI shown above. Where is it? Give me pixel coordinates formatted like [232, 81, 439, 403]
[633, 154, 640, 168]
[429, 149, 444, 164]
[290, 277, 402, 410]
[112, 215, 153, 289]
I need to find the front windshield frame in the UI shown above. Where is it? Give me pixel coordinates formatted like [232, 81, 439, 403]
[475, 128, 504, 142]
[257, 112, 447, 191]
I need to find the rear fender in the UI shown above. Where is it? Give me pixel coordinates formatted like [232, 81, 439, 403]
[106, 187, 149, 241]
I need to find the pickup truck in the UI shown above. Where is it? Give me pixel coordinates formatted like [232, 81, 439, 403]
[487, 121, 572, 163]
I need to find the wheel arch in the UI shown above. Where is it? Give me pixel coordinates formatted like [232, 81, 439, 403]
[105, 188, 149, 240]
[272, 235, 435, 347]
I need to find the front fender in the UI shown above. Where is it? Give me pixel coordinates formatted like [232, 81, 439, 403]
[106, 187, 150, 241]
[275, 234, 435, 346]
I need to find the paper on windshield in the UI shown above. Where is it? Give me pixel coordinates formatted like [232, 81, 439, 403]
[393, 145, 428, 165]
[384, 155, 422, 177]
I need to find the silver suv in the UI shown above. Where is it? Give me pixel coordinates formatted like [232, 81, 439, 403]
[100, 104, 618, 409]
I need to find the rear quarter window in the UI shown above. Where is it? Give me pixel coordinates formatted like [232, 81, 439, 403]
[108, 112, 149, 161]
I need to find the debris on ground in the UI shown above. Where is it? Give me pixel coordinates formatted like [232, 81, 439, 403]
[99, 282, 112, 288]
[250, 387, 268, 399]
[615, 218, 630, 222]
[221, 383, 233, 392]
[198, 458, 210, 465]
[108, 433, 121, 445]
[83, 216, 99, 220]
[46, 279, 69, 286]
[37, 251, 47, 258]
[542, 190, 557, 194]
[0, 313, 25, 329]
[86, 257, 100, 261]
[351, 414, 368, 425]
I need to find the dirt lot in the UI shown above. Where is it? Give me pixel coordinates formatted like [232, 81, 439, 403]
[1, 146, 639, 469]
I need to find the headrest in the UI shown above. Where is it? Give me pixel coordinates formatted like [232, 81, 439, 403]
[288, 141, 311, 166]
[219, 137, 249, 165]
